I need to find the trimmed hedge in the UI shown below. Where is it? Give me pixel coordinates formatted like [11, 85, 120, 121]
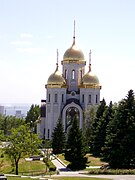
[88, 169, 135, 175]
[43, 158, 56, 171]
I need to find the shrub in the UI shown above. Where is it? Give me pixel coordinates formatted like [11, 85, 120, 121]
[43, 158, 56, 171]
[88, 169, 135, 175]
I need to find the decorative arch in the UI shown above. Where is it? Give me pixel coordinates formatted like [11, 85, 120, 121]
[62, 102, 83, 132]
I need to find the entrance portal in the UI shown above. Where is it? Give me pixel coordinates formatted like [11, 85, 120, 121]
[65, 107, 79, 132]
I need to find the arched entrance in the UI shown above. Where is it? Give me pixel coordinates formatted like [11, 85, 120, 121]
[65, 107, 79, 132]
[62, 102, 83, 132]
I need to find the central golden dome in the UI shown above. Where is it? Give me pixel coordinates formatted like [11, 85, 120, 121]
[63, 39, 84, 61]
[47, 66, 66, 86]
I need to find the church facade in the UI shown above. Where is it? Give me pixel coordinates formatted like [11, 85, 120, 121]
[37, 29, 101, 139]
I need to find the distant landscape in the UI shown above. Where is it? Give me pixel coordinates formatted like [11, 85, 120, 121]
[0, 103, 32, 117]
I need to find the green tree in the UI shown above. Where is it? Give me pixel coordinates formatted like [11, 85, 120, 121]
[26, 104, 40, 132]
[84, 105, 97, 147]
[4, 124, 41, 175]
[65, 116, 87, 170]
[0, 115, 24, 137]
[91, 101, 114, 156]
[90, 98, 106, 155]
[103, 90, 135, 168]
[52, 119, 66, 154]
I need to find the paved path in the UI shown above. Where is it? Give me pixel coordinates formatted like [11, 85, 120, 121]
[51, 155, 135, 180]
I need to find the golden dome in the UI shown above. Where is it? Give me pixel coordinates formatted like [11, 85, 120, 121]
[63, 40, 84, 61]
[47, 66, 66, 86]
[82, 71, 100, 86]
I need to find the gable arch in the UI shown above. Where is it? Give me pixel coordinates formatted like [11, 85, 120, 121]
[62, 102, 83, 132]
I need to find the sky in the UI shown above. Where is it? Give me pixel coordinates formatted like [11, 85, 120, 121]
[0, 0, 135, 105]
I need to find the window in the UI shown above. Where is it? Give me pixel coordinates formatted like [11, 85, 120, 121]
[48, 94, 50, 102]
[80, 70, 82, 80]
[55, 94, 57, 102]
[48, 129, 50, 139]
[62, 94, 64, 103]
[96, 95, 98, 103]
[82, 94, 84, 103]
[72, 70, 75, 79]
[89, 95, 91, 103]
[65, 70, 67, 79]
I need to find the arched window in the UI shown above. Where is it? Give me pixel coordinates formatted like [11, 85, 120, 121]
[55, 94, 57, 102]
[80, 70, 82, 80]
[72, 70, 75, 79]
[89, 95, 91, 103]
[48, 94, 50, 102]
[48, 129, 50, 139]
[62, 94, 64, 103]
[96, 95, 98, 103]
[82, 94, 84, 103]
[65, 70, 67, 79]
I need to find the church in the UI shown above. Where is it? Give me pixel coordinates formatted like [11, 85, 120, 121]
[37, 25, 101, 139]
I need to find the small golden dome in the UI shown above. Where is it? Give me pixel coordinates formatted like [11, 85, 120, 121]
[63, 40, 84, 61]
[82, 71, 100, 86]
[47, 66, 66, 86]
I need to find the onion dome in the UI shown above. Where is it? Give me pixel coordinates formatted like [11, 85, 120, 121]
[63, 40, 84, 61]
[81, 50, 101, 88]
[47, 65, 66, 86]
[82, 71, 100, 86]
[47, 50, 66, 88]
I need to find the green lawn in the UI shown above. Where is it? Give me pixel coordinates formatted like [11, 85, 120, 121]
[57, 153, 106, 167]
[51, 177, 111, 180]
[7, 177, 111, 180]
[7, 177, 39, 180]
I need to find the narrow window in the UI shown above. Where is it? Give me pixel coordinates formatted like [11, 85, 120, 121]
[82, 94, 84, 103]
[48, 94, 50, 102]
[62, 94, 64, 103]
[96, 95, 98, 103]
[65, 70, 67, 79]
[89, 95, 91, 103]
[55, 94, 57, 102]
[48, 129, 50, 139]
[72, 70, 75, 79]
[80, 70, 82, 80]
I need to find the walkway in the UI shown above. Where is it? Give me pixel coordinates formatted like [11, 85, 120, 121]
[51, 155, 135, 180]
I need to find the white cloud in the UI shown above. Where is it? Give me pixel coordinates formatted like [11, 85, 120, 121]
[11, 41, 32, 45]
[16, 47, 46, 53]
[20, 33, 33, 38]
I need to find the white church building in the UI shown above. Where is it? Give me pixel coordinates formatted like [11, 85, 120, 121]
[37, 26, 101, 139]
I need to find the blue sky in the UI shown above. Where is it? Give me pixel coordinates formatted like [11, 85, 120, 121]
[0, 0, 135, 104]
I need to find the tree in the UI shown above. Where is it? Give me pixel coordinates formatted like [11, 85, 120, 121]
[26, 104, 40, 132]
[91, 101, 114, 156]
[52, 119, 66, 154]
[65, 116, 87, 170]
[4, 124, 41, 175]
[90, 98, 106, 155]
[84, 105, 97, 147]
[0, 115, 24, 137]
[102, 90, 135, 168]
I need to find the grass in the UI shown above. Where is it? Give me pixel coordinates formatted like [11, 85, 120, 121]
[57, 154, 69, 165]
[0, 149, 48, 175]
[86, 154, 107, 166]
[57, 153, 106, 167]
[51, 177, 111, 180]
[7, 177, 39, 180]
[7, 177, 111, 180]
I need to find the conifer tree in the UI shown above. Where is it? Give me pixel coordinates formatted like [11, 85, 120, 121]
[103, 90, 135, 168]
[84, 106, 96, 147]
[91, 101, 114, 156]
[90, 98, 106, 155]
[65, 116, 87, 170]
[51, 119, 66, 154]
